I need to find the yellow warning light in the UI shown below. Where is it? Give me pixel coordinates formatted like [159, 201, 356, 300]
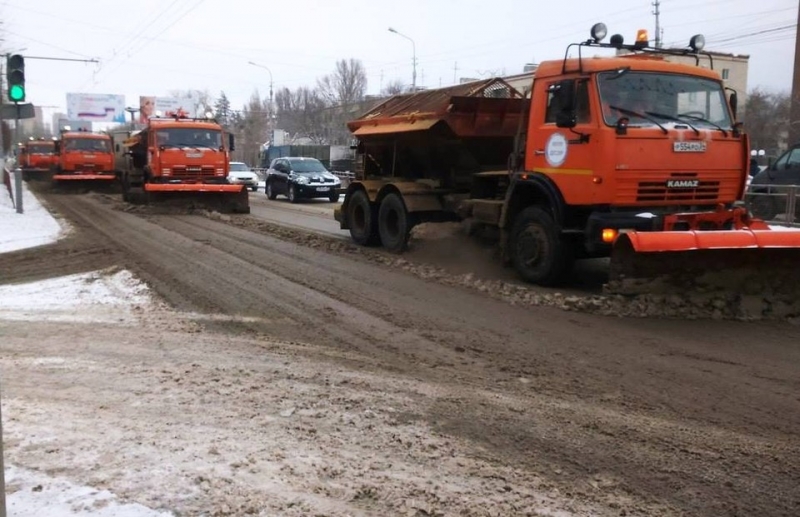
[635, 29, 649, 47]
[602, 228, 618, 243]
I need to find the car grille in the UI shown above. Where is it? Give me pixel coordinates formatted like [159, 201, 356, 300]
[172, 166, 216, 178]
[307, 177, 335, 184]
[636, 180, 720, 202]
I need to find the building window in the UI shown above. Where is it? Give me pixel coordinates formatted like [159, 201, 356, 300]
[722, 68, 730, 80]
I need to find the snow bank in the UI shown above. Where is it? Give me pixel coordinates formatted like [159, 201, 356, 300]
[0, 168, 66, 253]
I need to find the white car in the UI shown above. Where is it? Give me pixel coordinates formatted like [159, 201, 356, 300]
[227, 162, 259, 191]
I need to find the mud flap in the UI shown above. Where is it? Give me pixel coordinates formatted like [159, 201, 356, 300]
[607, 230, 800, 298]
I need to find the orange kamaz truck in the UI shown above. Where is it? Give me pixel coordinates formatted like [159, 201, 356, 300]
[52, 128, 116, 188]
[119, 114, 249, 213]
[336, 24, 800, 287]
[19, 137, 59, 180]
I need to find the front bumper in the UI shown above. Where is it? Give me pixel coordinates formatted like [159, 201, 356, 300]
[294, 183, 340, 198]
[230, 178, 258, 187]
[53, 172, 116, 181]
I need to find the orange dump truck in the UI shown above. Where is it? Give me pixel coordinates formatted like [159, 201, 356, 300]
[336, 24, 800, 287]
[53, 129, 116, 186]
[19, 138, 59, 180]
[119, 114, 248, 213]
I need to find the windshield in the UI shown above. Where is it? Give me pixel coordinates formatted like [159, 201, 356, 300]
[598, 71, 732, 129]
[289, 158, 327, 173]
[229, 162, 250, 172]
[64, 138, 110, 152]
[156, 128, 222, 149]
[28, 144, 54, 154]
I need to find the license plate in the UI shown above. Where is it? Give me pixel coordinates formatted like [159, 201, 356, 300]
[316, 187, 330, 192]
[84, 154, 96, 159]
[186, 152, 203, 158]
[673, 141, 706, 153]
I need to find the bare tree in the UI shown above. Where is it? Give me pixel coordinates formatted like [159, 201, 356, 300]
[274, 86, 328, 143]
[235, 91, 270, 166]
[317, 58, 368, 108]
[381, 79, 406, 96]
[744, 88, 790, 157]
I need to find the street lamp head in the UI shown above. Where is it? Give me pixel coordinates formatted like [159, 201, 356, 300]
[388, 27, 397, 33]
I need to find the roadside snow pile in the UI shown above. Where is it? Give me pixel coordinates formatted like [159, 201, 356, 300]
[0, 170, 67, 252]
[0, 268, 158, 324]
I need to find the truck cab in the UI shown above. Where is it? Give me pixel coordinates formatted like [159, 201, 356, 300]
[19, 137, 58, 179]
[53, 128, 115, 183]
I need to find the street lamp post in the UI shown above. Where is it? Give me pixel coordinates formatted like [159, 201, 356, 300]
[247, 60, 274, 124]
[388, 27, 416, 91]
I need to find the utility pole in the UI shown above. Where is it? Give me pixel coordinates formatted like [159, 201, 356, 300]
[790, 0, 800, 144]
[453, 62, 459, 84]
[652, 0, 662, 48]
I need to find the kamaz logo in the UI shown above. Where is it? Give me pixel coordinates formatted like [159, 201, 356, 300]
[666, 179, 699, 189]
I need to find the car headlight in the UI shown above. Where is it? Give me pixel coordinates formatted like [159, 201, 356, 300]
[295, 176, 309, 185]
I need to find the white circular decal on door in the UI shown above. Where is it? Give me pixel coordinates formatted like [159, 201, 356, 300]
[545, 133, 568, 167]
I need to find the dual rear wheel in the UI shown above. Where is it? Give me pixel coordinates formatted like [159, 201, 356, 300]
[345, 191, 572, 286]
[346, 190, 410, 253]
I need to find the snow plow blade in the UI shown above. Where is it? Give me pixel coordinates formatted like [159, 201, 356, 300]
[607, 229, 800, 297]
[51, 174, 119, 194]
[138, 183, 250, 214]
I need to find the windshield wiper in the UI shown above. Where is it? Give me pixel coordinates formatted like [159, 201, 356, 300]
[645, 111, 700, 136]
[608, 105, 668, 134]
[676, 113, 729, 137]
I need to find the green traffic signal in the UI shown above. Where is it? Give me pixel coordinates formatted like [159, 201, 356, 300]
[9, 84, 24, 102]
[6, 53, 25, 102]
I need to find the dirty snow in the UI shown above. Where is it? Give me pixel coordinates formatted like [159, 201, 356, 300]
[1, 163, 170, 516]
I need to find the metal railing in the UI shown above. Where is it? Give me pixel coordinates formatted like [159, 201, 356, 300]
[744, 184, 800, 227]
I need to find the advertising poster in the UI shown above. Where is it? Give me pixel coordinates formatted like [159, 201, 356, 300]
[66, 93, 126, 123]
[139, 96, 197, 122]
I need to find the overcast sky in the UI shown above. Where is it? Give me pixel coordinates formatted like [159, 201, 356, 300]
[1, 0, 796, 126]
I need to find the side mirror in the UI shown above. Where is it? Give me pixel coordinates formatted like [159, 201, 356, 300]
[228, 133, 235, 151]
[553, 79, 577, 129]
[556, 79, 576, 111]
[556, 112, 577, 129]
[729, 90, 738, 120]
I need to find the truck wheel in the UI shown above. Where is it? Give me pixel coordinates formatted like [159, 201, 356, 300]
[347, 189, 379, 246]
[378, 193, 410, 253]
[510, 206, 573, 286]
[266, 181, 277, 200]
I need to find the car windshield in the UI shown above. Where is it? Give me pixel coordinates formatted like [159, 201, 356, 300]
[598, 71, 733, 129]
[289, 159, 327, 173]
[28, 144, 54, 154]
[156, 128, 222, 149]
[229, 163, 250, 172]
[64, 138, 110, 152]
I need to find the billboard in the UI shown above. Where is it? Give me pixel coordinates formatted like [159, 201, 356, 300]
[66, 93, 126, 123]
[139, 96, 197, 122]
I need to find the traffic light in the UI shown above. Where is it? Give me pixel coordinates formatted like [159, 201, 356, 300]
[6, 54, 25, 102]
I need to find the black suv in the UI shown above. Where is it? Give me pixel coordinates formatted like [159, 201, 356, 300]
[265, 157, 341, 203]
[747, 145, 800, 221]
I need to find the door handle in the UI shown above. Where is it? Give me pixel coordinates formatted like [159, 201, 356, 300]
[534, 149, 545, 155]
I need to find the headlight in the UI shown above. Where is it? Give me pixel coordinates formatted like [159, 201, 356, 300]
[295, 176, 309, 185]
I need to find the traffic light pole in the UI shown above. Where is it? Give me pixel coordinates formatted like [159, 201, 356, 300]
[13, 103, 22, 214]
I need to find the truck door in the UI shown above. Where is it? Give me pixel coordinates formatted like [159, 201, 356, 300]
[526, 78, 599, 206]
